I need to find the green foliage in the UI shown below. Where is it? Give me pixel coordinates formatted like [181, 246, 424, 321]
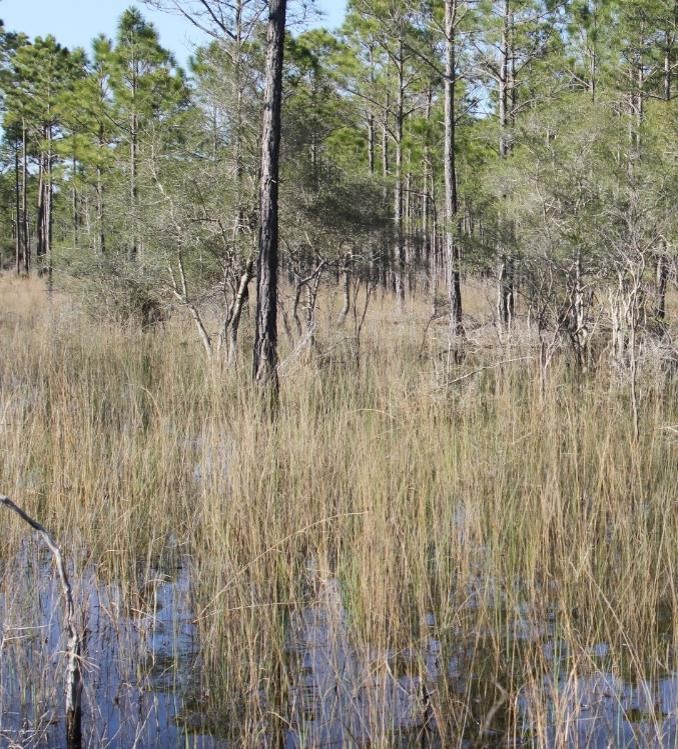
[0, 0, 674, 341]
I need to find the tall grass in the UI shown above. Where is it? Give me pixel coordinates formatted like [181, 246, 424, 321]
[0, 275, 676, 747]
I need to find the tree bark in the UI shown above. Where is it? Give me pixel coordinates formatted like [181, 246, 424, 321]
[224, 263, 253, 365]
[233, 0, 247, 237]
[497, 0, 514, 331]
[393, 42, 405, 309]
[423, 84, 432, 291]
[46, 125, 54, 292]
[130, 113, 139, 259]
[444, 0, 463, 339]
[37, 153, 46, 261]
[97, 163, 106, 254]
[22, 122, 29, 273]
[381, 92, 389, 204]
[72, 153, 79, 249]
[664, 28, 672, 102]
[253, 0, 287, 394]
[14, 139, 22, 275]
[338, 254, 351, 325]
[655, 15, 674, 321]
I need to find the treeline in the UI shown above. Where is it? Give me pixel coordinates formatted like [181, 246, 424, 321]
[0, 0, 676, 368]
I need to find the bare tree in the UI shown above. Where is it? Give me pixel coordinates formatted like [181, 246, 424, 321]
[144, 0, 266, 41]
[1, 495, 83, 749]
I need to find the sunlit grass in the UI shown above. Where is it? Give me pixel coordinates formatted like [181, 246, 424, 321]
[0, 275, 676, 747]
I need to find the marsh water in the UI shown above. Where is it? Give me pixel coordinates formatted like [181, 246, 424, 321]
[2, 544, 678, 748]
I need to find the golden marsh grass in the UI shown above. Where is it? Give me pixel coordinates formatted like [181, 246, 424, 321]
[0, 275, 677, 747]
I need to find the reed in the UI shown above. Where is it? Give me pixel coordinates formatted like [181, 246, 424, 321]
[0, 275, 676, 747]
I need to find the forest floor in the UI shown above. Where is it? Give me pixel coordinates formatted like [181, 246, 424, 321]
[0, 275, 677, 748]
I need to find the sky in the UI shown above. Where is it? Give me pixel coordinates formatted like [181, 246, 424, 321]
[0, 0, 348, 67]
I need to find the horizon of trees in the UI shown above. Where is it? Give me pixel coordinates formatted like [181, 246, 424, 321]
[0, 0, 675, 381]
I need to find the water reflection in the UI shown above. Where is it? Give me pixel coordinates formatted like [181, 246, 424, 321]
[2, 550, 678, 748]
[519, 671, 678, 748]
[285, 578, 435, 748]
[0, 543, 221, 748]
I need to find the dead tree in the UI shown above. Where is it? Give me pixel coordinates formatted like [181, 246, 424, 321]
[1, 495, 82, 749]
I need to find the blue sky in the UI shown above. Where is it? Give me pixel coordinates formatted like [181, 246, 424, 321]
[0, 0, 348, 67]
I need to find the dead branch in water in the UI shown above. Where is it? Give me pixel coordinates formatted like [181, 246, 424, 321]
[0, 494, 82, 749]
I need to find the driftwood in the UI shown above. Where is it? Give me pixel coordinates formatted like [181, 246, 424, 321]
[0, 495, 82, 749]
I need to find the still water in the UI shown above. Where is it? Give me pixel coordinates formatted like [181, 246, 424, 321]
[2, 543, 678, 748]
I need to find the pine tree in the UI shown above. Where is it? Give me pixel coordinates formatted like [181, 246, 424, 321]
[253, 0, 287, 394]
[111, 8, 188, 260]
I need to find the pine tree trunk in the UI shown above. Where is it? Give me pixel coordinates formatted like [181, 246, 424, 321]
[497, 0, 514, 331]
[664, 31, 672, 101]
[14, 140, 22, 275]
[224, 0, 255, 366]
[445, 0, 463, 339]
[22, 122, 29, 273]
[367, 45, 376, 176]
[130, 115, 139, 259]
[233, 0, 246, 238]
[656, 22, 673, 322]
[72, 153, 79, 249]
[423, 84, 432, 297]
[46, 125, 54, 292]
[253, 0, 287, 394]
[381, 93, 389, 203]
[97, 164, 106, 254]
[37, 157, 44, 260]
[393, 44, 405, 309]
[405, 169, 413, 294]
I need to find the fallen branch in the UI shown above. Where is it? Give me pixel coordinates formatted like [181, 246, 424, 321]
[435, 356, 535, 390]
[0, 495, 82, 749]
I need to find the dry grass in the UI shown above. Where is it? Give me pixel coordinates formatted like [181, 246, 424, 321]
[0, 274, 677, 747]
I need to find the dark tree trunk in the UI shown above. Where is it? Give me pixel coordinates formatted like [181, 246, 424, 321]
[97, 164, 106, 254]
[655, 19, 674, 322]
[130, 117, 139, 259]
[393, 43, 405, 309]
[445, 0, 463, 339]
[14, 140, 22, 275]
[497, 0, 514, 331]
[22, 122, 29, 273]
[37, 153, 46, 261]
[46, 126, 54, 292]
[253, 0, 287, 394]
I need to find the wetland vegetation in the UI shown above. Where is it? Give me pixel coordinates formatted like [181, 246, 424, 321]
[0, 277, 676, 747]
[0, 0, 677, 746]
